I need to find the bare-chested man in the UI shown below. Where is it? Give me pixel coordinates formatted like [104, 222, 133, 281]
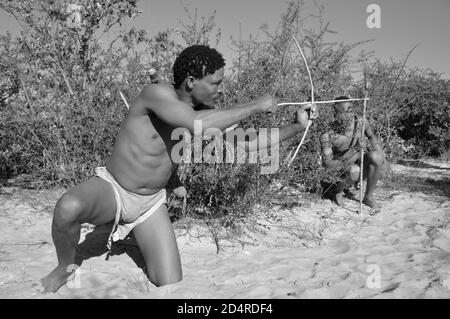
[320, 96, 384, 208]
[41, 45, 315, 292]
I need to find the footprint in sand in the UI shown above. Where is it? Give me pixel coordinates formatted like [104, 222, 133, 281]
[390, 220, 417, 230]
[0, 274, 14, 286]
[327, 283, 353, 299]
[330, 240, 352, 254]
[432, 238, 450, 251]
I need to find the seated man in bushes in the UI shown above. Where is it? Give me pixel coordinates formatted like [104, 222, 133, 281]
[41, 44, 316, 293]
[319, 96, 384, 209]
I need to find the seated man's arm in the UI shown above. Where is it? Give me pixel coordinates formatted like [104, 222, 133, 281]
[320, 133, 359, 169]
[139, 84, 272, 133]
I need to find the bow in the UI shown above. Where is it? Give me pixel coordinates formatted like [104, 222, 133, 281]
[119, 91, 130, 110]
[287, 32, 315, 167]
[359, 70, 369, 213]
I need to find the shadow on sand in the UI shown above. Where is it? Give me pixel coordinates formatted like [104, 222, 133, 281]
[74, 223, 146, 273]
[387, 175, 450, 200]
[321, 160, 450, 201]
[386, 160, 450, 200]
[396, 159, 450, 171]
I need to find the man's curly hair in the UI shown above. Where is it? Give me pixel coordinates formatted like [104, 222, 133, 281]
[173, 45, 225, 89]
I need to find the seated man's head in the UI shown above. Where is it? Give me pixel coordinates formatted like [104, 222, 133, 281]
[332, 96, 355, 133]
[333, 96, 353, 114]
[173, 45, 225, 109]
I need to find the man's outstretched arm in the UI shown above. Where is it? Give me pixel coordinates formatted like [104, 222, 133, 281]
[228, 105, 314, 152]
[138, 84, 276, 132]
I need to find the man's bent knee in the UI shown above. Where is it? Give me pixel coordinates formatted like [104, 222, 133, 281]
[349, 164, 360, 182]
[367, 150, 384, 166]
[53, 194, 84, 228]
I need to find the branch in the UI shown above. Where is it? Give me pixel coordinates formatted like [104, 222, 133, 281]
[19, 78, 33, 112]
[385, 43, 421, 100]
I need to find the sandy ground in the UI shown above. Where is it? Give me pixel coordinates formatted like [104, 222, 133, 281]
[0, 160, 449, 299]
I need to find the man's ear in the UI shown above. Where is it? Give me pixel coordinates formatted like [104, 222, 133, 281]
[186, 76, 197, 92]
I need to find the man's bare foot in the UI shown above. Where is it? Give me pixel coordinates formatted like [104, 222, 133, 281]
[362, 196, 381, 209]
[333, 192, 345, 207]
[40, 265, 74, 293]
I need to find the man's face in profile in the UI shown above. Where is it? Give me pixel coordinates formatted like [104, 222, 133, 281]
[191, 67, 224, 109]
[334, 101, 352, 113]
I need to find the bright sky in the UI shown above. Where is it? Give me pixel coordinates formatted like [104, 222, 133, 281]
[1, 0, 449, 79]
